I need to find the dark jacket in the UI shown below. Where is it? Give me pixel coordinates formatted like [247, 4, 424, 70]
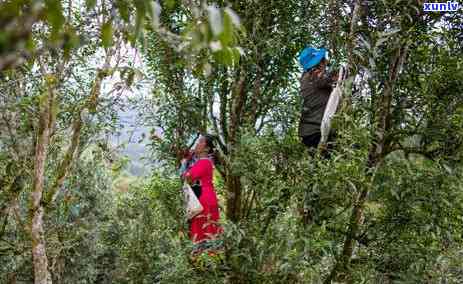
[298, 71, 335, 137]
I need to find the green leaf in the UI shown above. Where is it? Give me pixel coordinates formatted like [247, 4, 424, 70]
[62, 25, 79, 59]
[231, 47, 241, 65]
[218, 11, 234, 46]
[213, 49, 229, 66]
[45, 0, 65, 36]
[101, 21, 113, 48]
[214, 47, 240, 66]
[442, 164, 452, 174]
[165, 0, 176, 10]
[85, 0, 97, 10]
[25, 36, 36, 52]
[116, 0, 130, 22]
[134, 9, 144, 41]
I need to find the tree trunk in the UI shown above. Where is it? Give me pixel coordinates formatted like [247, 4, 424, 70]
[45, 67, 110, 206]
[30, 89, 54, 284]
[45, 113, 82, 205]
[327, 0, 342, 59]
[325, 44, 409, 283]
[342, 0, 362, 111]
[225, 174, 242, 222]
[347, 0, 362, 72]
[225, 72, 247, 222]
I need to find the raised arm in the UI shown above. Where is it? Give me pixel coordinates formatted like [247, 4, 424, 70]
[315, 71, 337, 89]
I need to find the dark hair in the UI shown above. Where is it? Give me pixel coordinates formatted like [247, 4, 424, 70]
[203, 134, 219, 165]
[203, 134, 216, 154]
[303, 58, 327, 80]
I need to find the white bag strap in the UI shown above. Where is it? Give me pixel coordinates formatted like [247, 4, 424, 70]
[320, 65, 346, 145]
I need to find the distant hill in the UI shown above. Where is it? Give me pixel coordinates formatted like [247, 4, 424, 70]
[111, 107, 152, 176]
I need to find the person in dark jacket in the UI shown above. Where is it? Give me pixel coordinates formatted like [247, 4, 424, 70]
[298, 47, 337, 152]
[297, 47, 339, 225]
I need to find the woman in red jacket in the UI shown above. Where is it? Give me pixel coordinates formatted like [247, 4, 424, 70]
[183, 134, 223, 252]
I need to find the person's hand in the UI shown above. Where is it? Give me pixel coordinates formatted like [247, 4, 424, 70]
[184, 172, 192, 184]
[183, 150, 193, 160]
[318, 142, 328, 153]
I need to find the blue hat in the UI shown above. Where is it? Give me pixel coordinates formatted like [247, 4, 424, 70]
[298, 47, 327, 72]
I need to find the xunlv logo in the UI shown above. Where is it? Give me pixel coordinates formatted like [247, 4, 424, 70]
[423, 2, 460, 12]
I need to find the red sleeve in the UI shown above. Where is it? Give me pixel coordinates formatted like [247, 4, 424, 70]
[185, 159, 212, 181]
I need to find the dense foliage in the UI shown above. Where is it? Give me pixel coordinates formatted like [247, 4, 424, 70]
[1, 0, 462, 283]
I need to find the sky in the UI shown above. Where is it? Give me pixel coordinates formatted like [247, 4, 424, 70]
[98, 44, 154, 176]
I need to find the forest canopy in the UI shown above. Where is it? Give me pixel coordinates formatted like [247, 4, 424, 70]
[1, 0, 462, 283]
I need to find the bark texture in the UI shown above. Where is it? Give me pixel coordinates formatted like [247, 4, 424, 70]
[31, 87, 55, 284]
